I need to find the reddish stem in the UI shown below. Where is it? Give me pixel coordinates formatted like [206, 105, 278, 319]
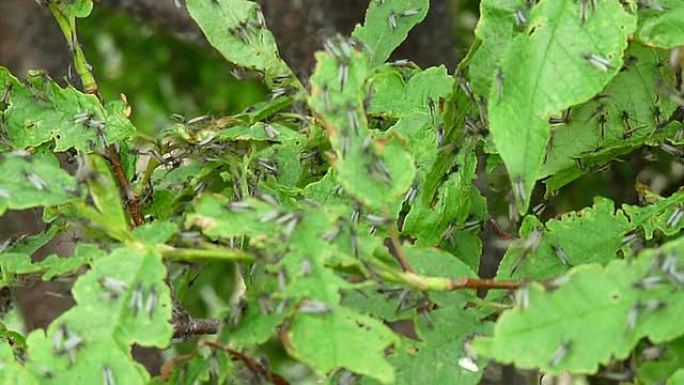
[202, 341, 290, 385]
[448, 278, 523, 290]
[106, 144, 144, 227]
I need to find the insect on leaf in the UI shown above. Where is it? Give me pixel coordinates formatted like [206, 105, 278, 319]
[475, 236, 684, 374]
[0, 151, 79, 216]
[637, 0, 684, 49]
[487, 0, 636, 212]
[0, 67, 135, 152]
[352, 0, 429, 66]
[24, 247, 173, 384]
[285, 306, 399, 383]
[186, 0, 299, 89]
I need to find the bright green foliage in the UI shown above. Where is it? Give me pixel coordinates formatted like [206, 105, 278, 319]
[286, 306, 399, 383]
[0, 342, 34, 385]
[636, 337, 684, 385]
[497, 198, 632, 280]
[0, 151, 79, 215]
[0, 68, 134, 152]
[475, 236, 684, 374]
[2, 0, 684, 384]
[486, 0, 636, 212]
[0, 243, 101, 286]
[383, 308, 490, 385]
[353, 0, 429, 66]
[497, 191, 684, 281]
[63, 155, 130, 241]
[366, 66, 484, 246]
[308, 46, 415, 211]
[637, 1, 684, 49]
[542, 44, 678, 192]
[187, 195, 400, 382]
[22, 247, 172, 384]
[468, 0, 522, 97]
[624, 189, 684, 239]
[670, 369, 684, 385]
[5, 225, 60, 256]
[185, 0, 299, 89]
[53, 0, 93, 18]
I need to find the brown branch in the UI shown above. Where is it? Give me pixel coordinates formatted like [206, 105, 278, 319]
[106, 144, 144, 227]
[447, 278, 523, 291]
[160, 353, 195, 381]
[486, 217, 514, 240]
[375, 261, 526, 292]
[387, 225, 415, 273]
[202, 341, 291, 385]
[173, 317, 220, 339]
[52, 6, 145, 228]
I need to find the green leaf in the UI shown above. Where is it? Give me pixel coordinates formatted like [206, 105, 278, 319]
[5, 224, 61, 255]
[131, 221, 178, 245]
[624, 189, 684, 240]
[185, 0, 298, 89]
[218, 122, 305, 142]
[475, 236, 684, 374]
[71, 155, 130, 240]
[369, 66, 454, 118]
[352, 0, 429, 66]
[488, 0, 636, 212]
[0, 342, 36, 385]
[308, 45, 415, 211]
[637, 0, 684, 49]
[24, 247, 173, 384]
[402, 148, 482, 246]
[54, 0, 93, 18]
[34, 244, 98, 280]
[187, 195, 283, 245]
[496, 198, 632, 280]
[285, 306, 398, 383]
[0, 68, 135, 152]
[636, 337, 684, 385]
[541, 44, 678, 191]
[404, 244, 477, 308]
[0, 151, 79, 215]
[383, 308, 490, 385]
[468, 0, 524, 98]
[343, 246, 478, 322]
[1, 243, 103, 284]
[669, 369, 684, 385]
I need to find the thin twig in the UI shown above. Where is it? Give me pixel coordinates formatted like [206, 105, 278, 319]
[372, 259, 524, 291]
[487, 217, 514, 240]
[202, 341, 291, 385]
[385, 208, 415, 273]
[107, 145, 144, 226]
[160, 246, 255, 262]
[49, 4, 144, 227]
[173, 317, 219, 339]
[160, 353, 195, 381]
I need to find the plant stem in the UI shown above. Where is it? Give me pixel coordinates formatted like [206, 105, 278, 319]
[160, 246, 255, 262]
[173, 317, 219, 339]
[385, 207, 415, 273]
[372, 260, 523, 291]
[49, 5, 144, 227]
[107, 145, 144, 226]
[202, 341, 291, 385]
[48, 6, 97, 94]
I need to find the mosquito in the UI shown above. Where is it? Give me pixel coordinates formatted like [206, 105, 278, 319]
[145, 287, 158, 319]
[388, 12, 398, 31]
[549, 342, 572, 367]
[299, 300, 332, 314]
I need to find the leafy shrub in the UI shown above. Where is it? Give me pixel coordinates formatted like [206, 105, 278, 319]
[1, 0, 683, 384]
